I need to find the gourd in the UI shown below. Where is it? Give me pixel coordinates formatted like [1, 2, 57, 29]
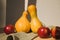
[28, 5, 43, 33]
[15, 11, 31, 32]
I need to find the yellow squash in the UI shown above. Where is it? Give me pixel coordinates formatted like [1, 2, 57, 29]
[28, 5, 43, 33]
[15, 11, 31, 32]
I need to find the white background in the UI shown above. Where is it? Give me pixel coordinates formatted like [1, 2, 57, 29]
[37, 0, 60, 26]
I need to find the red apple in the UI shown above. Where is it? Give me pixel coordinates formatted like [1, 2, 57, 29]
[51, 26, 60, 39]
[37, 27, 51, 38]
[4, 24, 15, 34]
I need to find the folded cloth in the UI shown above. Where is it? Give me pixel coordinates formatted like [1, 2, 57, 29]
[0, 32, 37, 40]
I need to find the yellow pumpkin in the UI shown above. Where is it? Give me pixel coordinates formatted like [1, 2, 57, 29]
[15, 11, 31, 32]
[28, 5, 43, 33]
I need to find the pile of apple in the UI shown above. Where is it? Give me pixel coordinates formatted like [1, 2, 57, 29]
[37, 26, 60, 39]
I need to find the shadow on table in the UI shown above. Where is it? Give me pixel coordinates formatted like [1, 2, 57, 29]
[56, 39, 60, 40]
[15, 36, 19, 40]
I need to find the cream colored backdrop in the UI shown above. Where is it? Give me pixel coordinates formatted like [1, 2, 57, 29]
[37, 0, 60, 26]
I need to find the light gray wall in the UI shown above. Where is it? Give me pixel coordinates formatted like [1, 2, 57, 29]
[0, 0, 6, 28]
[37, 0, 60, 26]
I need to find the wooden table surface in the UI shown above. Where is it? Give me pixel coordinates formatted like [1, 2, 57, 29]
[34, 37, 56, 40]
